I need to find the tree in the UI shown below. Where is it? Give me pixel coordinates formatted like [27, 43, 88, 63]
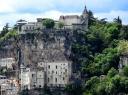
[58, 22, 64, 29]
[107, 68, 118, 78]
[114, 16, 122, 25]
[122, 66, 128, 77]
[99, 18, 107, 24]
[119, 25, 128, 40]
[117, 40, 128, 55]
[113, 16, 122, 30]
[88, 10, 96, 27]
[65, 84, 83, 95]
[0, 23, 9, 37]
[43, 18, 55, 29]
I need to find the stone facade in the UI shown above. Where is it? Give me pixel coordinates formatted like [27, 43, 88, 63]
[37, 61, 72, 87]
[20, 60, 72, 90]
[59, 6, 88, 30]
[31, 70, 45, 88]
[59, 15, 81, 29]
[0, 58, 16, 69]
[46, 61, 71, 87]
[119, 54, 128, 69]
[0, 77, 19, 95]
[20, 64, 31, 90]
[20, 64, 45, 90]
[21, 20, 44, 33]
[19, 29, 73, 90]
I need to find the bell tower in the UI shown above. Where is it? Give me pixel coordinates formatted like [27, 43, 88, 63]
[82, 5, 88, 18]
[80, 4, 88, 30]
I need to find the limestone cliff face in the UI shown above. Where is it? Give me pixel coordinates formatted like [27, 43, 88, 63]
[0, 29, 73, 68]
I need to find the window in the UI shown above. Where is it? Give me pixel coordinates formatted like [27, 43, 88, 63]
[48, 78, 50, 82]
[55, 78, 57, 82]
[56, 65, 57, 69]
[48, 65, 50, 69]
[52, 71, 54, 73]
[32, 74, 34, 78]
[39, 85, 41, 88]
[63, 77, 65, 80]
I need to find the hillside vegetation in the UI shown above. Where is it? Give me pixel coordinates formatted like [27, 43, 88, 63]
[70, 11, 128, 95]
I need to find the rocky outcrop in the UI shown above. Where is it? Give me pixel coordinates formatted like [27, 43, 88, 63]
[0, 29, 73, 69]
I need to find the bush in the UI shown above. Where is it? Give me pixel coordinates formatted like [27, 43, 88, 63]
[43, 18, 55, 29]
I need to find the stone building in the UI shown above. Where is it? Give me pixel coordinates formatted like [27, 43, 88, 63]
[0, 58, 16, 69]
[0, 75, 7, 85]
[20, 64, 45, 90]
[59, 15, 81, 29]
[31, 70, 45, 88]
[18, 5, 88, 34]
[20, 59, 72, 90]
[0, 77, 19, 95]
[46, 61, 72, 87]
[59, 5, 88, 30]
[37, 61, 72, 87]
[21, 19, 45, 33]
[20, 64, 31, 90]
[16, 19, 27, 33]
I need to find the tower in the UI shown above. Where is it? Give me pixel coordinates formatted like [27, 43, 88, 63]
[82, 5, 88, 18]
[81, 4, 88, 30]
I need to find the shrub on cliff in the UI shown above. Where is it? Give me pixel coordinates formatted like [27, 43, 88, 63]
[43, 18, 55, 29]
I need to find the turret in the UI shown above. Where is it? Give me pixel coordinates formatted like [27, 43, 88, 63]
[81, 4, 88, 30]
[82, 5, 88, 18]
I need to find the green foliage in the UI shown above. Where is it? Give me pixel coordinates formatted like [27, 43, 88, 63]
[85, 76, 100, 90]
[65, 84, 83, 95]
[119, 25, 128, 40]
[84, 47, 120, 76]
[58, 22, 64, 29]
[43, 18, 55, 29]
[70, 11, 128, 95]
[114, 16, 122, 24]
[88, 10, 96, 27]
[122, 66, 128, 77]
[0, 29, 18, 43]
[107, 68, 118, 78]
[117, 40, 128, 55]
[0, 23, 9, 37]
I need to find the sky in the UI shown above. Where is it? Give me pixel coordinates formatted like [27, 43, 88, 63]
[0, 0, 128, 30]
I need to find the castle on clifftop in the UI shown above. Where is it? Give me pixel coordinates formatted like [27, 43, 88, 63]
[0, 5, 89, 94]
[16, 5, 88, 34]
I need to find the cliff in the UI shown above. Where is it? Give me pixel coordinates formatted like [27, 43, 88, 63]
[0, 29, 73, 69]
